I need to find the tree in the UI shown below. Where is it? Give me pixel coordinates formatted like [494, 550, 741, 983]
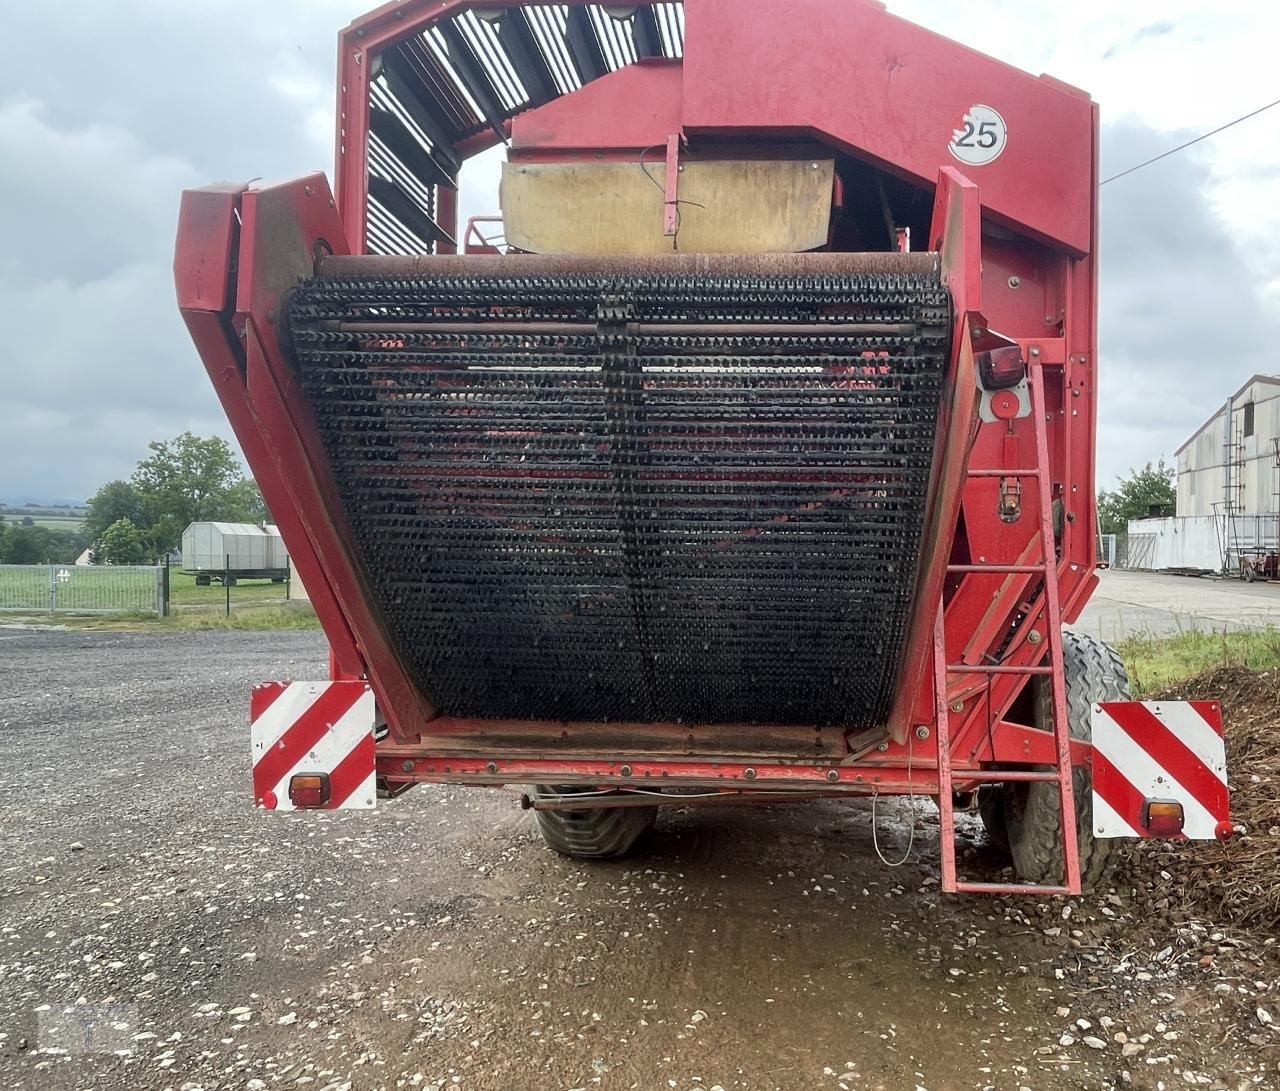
[0, 525, 82, 564]
[224, 477, 269, 525]
[129, 433, 263, 553]
[84, 480, 147, 543]
[1097, 459, 1176, 534]
[97, 518, 148, 565]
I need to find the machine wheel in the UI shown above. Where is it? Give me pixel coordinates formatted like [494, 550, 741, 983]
[530, 786, 657, 860]
[195, 574, 211, 587]
[1001, 630, 1129, 890]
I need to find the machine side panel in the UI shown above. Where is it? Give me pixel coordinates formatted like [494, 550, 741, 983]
[681, 0, 1094, 254]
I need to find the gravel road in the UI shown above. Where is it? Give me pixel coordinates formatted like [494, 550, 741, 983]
[0, 627, 1274, 1091]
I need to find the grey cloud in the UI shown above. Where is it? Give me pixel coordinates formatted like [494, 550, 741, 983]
[2, 3, 358, 180]
[0, 97, 198, 283]
[1097, 121, 1280, 486]
[0, 2, 367, 502]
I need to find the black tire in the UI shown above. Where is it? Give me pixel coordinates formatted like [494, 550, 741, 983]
[977, 787, 1010, 852]
[1002, 630, 1129, 890]
[530, 786, 657, 860]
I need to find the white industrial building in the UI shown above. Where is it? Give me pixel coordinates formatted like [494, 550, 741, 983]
[1176, 374, 1280, 518]
[1121, 374, 1280, 573]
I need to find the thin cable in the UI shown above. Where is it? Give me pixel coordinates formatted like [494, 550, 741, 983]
[638, 143, 706, 251]
[638, 144, 666, 192]
[871, 730, 917, 867]
[1101, 96, 1280, 184]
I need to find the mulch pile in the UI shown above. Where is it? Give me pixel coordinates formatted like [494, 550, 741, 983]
[1118, 666, 1280, 934]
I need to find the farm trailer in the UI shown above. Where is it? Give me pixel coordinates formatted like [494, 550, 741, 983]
[181, 521, 290, 585]
[175, 0, 1231, 894]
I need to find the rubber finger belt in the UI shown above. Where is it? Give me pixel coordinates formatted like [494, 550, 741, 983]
[285, 270, 950, 727]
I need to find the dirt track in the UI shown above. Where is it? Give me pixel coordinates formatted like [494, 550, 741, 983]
[0, 627, 1274, 1090]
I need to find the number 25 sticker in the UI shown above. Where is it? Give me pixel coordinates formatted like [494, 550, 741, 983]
[949, 104, 1007, 166]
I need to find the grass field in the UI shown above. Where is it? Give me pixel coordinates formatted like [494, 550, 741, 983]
[1116, 626, 1280, 696]
[1, 507, 86, 531]
[167, 567, 293, 609]
[28, 515, 84, 531]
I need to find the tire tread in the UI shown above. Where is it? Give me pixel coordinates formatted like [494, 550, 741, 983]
[1004, 631, 1129, 889]
[531, 786, 656, 859]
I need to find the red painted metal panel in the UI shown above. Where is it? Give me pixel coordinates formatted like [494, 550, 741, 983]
[175, 185, 365, 679]
[884, 170, 982, 741]
[173, 183, 243, 312]
[381, 752, 943, 793]
[511, 62, 684, 151]
[681, 0, 1095, 254]
[232, 178, 435, 741]
[176, 176, 436, 742]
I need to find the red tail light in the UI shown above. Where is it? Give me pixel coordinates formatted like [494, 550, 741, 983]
[1141, 798, 1184, 837]
[289, 773, 331, 808]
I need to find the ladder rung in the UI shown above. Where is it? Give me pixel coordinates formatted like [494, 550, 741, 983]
[966, 468, 1041, 478]
[947, 663, 1052, 675]
[954, 881, 1071, 896]
[948, 563, 1045, 574]
[954, 769, 1062, 784]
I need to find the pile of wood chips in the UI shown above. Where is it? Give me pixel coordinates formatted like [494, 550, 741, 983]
[1118, 666, 1280, 934]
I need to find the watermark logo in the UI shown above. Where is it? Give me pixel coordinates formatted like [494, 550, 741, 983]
[36, 1003, 138, 1056]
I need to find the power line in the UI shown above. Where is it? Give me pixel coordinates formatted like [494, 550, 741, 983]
[1100, 95, 1280, 185]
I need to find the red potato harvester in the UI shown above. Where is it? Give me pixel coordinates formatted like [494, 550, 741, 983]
[175, 0, 1232, 894]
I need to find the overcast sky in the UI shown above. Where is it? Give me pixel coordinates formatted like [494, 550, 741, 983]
[2, 1, 1278, 503]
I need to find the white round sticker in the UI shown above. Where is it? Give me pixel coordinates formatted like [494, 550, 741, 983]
[948, 104, 1008, 166]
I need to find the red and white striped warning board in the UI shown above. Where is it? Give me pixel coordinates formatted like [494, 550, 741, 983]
[250, 681, 376, 811]
[1091, 700, 1230, 840]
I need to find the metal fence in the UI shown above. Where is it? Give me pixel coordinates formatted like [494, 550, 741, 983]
[0, 564, 168, 616]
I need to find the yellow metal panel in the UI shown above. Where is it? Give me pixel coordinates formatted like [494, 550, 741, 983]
[499, 159, 835, 254]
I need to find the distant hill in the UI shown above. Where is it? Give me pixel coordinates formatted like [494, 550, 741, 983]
[0, 495, 87, 509]
[0, 502, 89, 532]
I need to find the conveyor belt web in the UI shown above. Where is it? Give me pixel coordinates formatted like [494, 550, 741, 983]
[286, 265, 950, 726]
[364, 4, 687, 255]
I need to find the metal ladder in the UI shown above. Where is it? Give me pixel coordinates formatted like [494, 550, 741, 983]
[932, 364, 1081, 895]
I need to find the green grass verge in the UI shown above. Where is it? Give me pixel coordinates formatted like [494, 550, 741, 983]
[3, 604, 321, 632]
[1116, 627, 1280, 697]
[159, 605, 320, 631]
[168, 567, 293, 608]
